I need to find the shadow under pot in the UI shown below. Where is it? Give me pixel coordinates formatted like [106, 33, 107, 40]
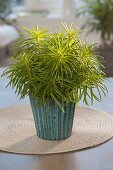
[30, 97, 75, 141]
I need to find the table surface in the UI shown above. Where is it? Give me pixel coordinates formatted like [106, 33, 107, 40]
[0, 68, 113, 170]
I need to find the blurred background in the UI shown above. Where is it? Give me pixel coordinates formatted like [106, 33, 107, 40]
[0, 0, 113, 76]
[0, 0, 99, 63]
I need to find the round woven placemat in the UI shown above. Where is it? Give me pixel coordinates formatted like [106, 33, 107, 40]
[0, 105, 113, 155]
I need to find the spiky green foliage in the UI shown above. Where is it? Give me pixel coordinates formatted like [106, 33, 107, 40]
[77, 0, 113, 45]
[2, 23, 107, 110]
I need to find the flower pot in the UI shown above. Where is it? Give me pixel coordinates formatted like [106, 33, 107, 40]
[30, 97, 75, 141]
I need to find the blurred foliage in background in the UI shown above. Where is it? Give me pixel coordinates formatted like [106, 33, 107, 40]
[77, 0, 113, 46]
[0, 0, 12, 19]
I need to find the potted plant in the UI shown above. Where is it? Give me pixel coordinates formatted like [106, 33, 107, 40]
[77, 0, 113, 77]
[2, 23, 107, 141]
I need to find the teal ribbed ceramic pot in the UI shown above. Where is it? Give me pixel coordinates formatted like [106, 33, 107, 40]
[30, 97, 75, 141]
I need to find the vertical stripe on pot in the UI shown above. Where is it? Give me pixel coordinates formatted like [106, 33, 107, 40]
[30, 97, 75, 141]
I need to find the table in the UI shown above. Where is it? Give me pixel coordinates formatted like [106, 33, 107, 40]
[0, 68, 113, 170]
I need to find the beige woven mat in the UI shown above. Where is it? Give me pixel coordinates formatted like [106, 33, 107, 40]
[0, 105, 113, 155]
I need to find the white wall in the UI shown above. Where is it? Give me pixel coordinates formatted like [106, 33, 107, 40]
[24, 0, 63, 17]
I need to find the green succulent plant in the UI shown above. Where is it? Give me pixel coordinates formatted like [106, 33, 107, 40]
[2, 23, 107, 110]
[77, 0, 113, 45]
